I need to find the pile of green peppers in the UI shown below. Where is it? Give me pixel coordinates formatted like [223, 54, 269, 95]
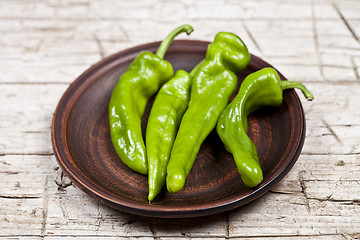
[109, 24, 314, 202]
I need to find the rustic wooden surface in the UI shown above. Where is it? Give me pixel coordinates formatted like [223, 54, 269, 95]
[0, 0, 359, 239]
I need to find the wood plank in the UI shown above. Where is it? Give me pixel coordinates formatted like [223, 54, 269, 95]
[229, 191, 360, 237]
[1, 0, 360, 238]
[0, 84, 67, 154]
[0, 155, 56, 196]
[299, 82, 360, 155]
[0, 198, 43, 236]
[45, 182, 227, 237]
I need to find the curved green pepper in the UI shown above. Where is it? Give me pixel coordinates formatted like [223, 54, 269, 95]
[216, 67, 314, 187]
[146, 62, 203, 202]
[166, 32, 251, 194]
[109, 24, 193, 174]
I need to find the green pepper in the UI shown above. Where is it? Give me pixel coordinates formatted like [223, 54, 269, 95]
[216, 67, 314, 187]
[109, 24, 193, 174]
[146, 62, 204, 202]
[166, 32, 251, 194]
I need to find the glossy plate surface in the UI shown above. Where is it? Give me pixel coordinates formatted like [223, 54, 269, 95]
[52, 40, 306, 218]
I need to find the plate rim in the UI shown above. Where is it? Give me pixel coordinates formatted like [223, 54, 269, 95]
[51, 40, 305, 218]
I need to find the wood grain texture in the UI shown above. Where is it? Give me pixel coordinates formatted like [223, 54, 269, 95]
[1, 0, 360, 238]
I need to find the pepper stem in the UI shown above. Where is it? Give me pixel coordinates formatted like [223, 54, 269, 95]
[156, 24, 194, 59]
[189, 60, 205, 77]
[281, 81, 314, 101]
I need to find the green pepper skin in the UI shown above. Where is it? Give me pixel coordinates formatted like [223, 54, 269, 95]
[216, 67, 314, 187]
[109, 25, 193, 174]
[109, 53, 173, 174]
[146, 70, 193, 201]
[166, 32, 250, 194]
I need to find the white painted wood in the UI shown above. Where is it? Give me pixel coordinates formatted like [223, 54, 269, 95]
[0, 0, 359, 238]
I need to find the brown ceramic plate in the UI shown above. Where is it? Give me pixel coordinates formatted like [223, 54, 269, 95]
[52, 40, 306, 218]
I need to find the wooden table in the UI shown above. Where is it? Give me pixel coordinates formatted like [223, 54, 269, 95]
[1, 0, 359, 239]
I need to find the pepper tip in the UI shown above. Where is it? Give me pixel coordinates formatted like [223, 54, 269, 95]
[306, 94, 314, 101]
[184, 25, 194, 35]
[166, 172, 186, 194]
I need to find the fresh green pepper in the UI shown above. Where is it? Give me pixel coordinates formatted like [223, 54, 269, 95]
[146, 61, 204, 202]
[166, 32, 251, 194]
[109, 24, 193, 174]
[216, 67, 314, 187]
